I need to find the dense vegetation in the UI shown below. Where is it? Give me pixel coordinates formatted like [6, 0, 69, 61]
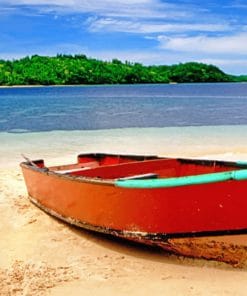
[0, 54, 245, 86]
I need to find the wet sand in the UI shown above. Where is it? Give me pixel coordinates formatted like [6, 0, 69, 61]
[1, 127, 247, 295]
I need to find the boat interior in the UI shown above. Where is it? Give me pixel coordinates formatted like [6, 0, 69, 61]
[30, 153, 244, 180]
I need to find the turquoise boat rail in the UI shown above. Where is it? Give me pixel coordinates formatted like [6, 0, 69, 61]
[236, 160, 247, 166]
[115, 169, 247, 189]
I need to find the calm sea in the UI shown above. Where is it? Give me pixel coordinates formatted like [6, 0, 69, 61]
[1, 83, 247, 133]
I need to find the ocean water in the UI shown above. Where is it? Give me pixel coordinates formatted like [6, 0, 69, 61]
[1, 83, 247, 168]
[1, 83, 247, 132]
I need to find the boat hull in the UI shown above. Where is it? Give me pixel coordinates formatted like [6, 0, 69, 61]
[21, 164, 247, 237]
[20, 154, 247, 265]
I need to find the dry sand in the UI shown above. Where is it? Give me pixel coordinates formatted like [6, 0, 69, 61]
[1, 163, 247, 295]
[2, 126, 247, 295]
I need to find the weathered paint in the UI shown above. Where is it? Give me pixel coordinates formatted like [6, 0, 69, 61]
[28, 194, 247, 266]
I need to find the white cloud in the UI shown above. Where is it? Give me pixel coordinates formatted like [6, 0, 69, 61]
[0, 0, 233, 35]
[65, 48, 247, 75]
[0, 0, 199, 20]
[199, 58, 247, 67]
[0, 0, 74, 5]
[88, 17, 230, 34]
[157, 33, 247, 55]
[0, 0, 235, 47]
[197, 58, 247, 74]
[1, 0, 246, 74]
[0, 0, 163, 14]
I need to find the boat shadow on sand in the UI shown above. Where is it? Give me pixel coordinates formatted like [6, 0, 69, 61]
[51, 215, 247, 271]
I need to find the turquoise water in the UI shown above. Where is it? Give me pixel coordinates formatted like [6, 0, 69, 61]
[2, 125, 247, 168]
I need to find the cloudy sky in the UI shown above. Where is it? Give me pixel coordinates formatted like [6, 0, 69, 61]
[1, 0, 247, 74]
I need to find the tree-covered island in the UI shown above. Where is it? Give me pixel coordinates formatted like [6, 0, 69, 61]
[0, 54, 246, 86]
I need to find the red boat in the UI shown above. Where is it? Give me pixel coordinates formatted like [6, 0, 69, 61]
[20, 153, 247, 265]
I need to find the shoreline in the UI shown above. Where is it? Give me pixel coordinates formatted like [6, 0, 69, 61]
[0, 84, 90, 88]
[0, 81, 245, 89]
[2, 125, 247, 169]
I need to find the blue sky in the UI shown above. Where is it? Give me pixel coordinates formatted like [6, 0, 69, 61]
[0, 0, 247, 74]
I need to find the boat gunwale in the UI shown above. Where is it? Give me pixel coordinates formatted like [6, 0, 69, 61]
[116, 168, 247, 189]
[20, 162, 116, 186]
[20, 153, 247, 189]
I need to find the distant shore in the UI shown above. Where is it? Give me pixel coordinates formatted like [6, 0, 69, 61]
[0, 55, 241, 86]
[0, 84, 46, 88]
[1, 81, 246, 89]
[0, 84, 82, 88]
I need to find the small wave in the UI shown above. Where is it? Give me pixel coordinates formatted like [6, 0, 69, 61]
[8, 129, 30, 133]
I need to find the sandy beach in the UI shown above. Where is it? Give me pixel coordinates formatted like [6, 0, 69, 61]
[1, 127, 247, 295]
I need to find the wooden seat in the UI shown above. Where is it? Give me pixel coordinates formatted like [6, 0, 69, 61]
[118, 173, 158, 181]
[54, 167, 90, 174]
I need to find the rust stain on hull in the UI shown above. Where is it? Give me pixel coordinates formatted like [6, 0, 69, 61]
[159, 236, 247, 267]
[120, 234, 247, 267]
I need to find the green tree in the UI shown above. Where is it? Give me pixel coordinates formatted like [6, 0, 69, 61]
[0, 54, 240, 86]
